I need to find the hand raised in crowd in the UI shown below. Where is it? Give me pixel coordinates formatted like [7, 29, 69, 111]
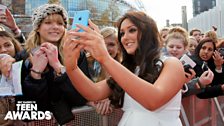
[63, 29, 84, 71]
[213, 50, 224, 70]
[30, 47, 48, 79]
[0, 54, 15, 77]
[198, 69, 214, 87]
[40, 42, 63, 73]
[70, 20, 110, 64]
[185, 68, 196, 83]
[0, 9, 19, 32]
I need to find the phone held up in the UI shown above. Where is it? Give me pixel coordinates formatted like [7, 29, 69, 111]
[71, 10, 90, 32]
[218, 48, 224, 57]
[201, 61, 209, 72]
[180, 54, 196, 74]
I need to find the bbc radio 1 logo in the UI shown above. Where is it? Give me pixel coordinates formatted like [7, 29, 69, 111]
[4, 101, 51, 120]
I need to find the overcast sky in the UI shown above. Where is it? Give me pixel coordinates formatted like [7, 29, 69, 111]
[139, 0, 193, 29]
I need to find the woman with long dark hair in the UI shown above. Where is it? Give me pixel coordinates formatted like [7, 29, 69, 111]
[0, 31, 22, 125]
[63, 11, 185, 126]
[191, 38, 224, 98]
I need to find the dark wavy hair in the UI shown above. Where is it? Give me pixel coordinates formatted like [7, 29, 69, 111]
[194, 38, 216, 61]
[107, 11, 163, 108]
[192, 38, 216, 76]
[0, 31, 22, 54]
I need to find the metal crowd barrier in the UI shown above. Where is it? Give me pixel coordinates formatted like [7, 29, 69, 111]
[13, 96, 224, 126]
[20, 105, 123, 126]
[181, 95, 224, 126]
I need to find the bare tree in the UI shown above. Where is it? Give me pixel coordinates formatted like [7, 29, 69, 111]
[100, 0, 121, 26]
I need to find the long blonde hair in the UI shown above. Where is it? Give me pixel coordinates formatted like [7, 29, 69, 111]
[25, 14, 66, 63]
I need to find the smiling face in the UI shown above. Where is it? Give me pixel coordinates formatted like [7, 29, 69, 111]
[0, 36, 15, 57]
[37, 14, 65, 45]
[199, 42, 214, 61]
[120, 19, 139, 55]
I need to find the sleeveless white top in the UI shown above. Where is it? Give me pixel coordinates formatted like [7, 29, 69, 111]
[118, 57, 182, 126]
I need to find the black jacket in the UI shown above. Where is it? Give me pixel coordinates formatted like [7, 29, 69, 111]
[190, 55, 224, 99]
[15, 50, 90, 125]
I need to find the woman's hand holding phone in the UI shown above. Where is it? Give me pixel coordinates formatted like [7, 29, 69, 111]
[63, 30, 83, 72]
[185, 68, 196, 83]
[72, 20, 110, 64]
[71, 10, 90, 32]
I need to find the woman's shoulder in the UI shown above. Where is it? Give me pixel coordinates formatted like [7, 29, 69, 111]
[155, 56, 179, 66]
[160, 56, 183, 70]
[160, 56, 179, 63]
[155, 56, 182, 72]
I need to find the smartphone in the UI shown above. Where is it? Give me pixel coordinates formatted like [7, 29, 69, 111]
[183, 64, 192, 74]
[201, 61, 209, 72]
[71, 10, 90, 32]
[180, 54, 196, 74]
[180, 54, 196, 68]
[218, 48, 224, 57]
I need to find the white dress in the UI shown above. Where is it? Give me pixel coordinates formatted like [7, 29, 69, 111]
[118, 91, 182, 126]
[118, 58, 182, 126]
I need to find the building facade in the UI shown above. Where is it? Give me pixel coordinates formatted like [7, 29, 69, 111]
[192, 0, 216, 17]
[188, 0, 224, 37]
[0, 0, 137, 36]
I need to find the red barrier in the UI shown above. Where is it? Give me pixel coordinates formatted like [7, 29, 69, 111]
[181, 95, 224, 126]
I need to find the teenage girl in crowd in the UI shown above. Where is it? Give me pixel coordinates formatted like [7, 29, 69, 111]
[191, 38, 224, 98]
[0, 31, 22, 125]
[165, 26, 214, 97]
[63, 11, 185, 126]
[1, 4, 90, 125]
